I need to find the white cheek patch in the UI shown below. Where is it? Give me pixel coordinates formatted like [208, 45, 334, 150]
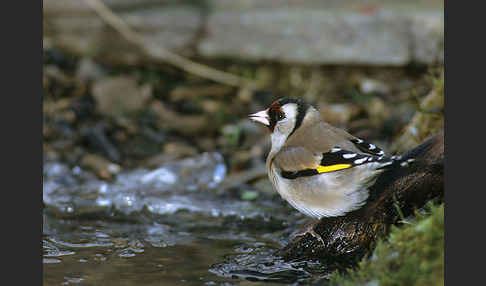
[281, 104, 298, 120]
[272, 104, 295, 132]
[270, 103, 299, 154]
[276, 104, 298, 133]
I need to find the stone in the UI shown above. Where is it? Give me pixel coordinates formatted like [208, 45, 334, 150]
[91, 75, 152, 118]
[81, 153, 121, 180]
[319, 103, 360, 127]
[410, 12, 444, 64]
[199, 10, 411, 65]
[44, 0, 443, 66]
[75, 57, 107, 82]
[360, 78, 390, 95]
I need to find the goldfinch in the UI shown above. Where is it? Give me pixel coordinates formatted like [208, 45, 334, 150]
[249, 97, 413, 220]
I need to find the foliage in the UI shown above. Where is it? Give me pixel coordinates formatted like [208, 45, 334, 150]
[330, 203, 444, 286]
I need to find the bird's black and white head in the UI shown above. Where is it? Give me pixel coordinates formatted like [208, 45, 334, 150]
[249, 98, 312, 152]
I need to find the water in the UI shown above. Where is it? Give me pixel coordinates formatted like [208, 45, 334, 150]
[43, 153, 330, 285]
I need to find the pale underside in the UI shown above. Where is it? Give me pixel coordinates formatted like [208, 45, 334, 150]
[270, 162, 383, 218]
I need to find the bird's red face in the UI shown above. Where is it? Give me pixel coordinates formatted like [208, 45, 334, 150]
[249, 100, 285, 133]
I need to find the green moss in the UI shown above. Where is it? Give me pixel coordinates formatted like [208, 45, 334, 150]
[330, 204, 444, 286]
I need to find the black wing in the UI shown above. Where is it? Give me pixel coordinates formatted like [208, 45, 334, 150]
[281, 148, 393, 179]
[350, 138, 386, 157]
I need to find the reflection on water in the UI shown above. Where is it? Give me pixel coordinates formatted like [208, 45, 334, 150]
[43, 155, 330, 285]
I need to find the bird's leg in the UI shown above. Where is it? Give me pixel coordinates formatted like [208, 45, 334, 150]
[293, 219, 325, 245]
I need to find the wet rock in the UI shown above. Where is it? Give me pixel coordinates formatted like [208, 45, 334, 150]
[359, 78, 390, 95]
[209, 246, 320, 284]
[233, 119, 268, 150]
[142, 152, 226, 192]
[61, 110, 77, 123]
[163, 142, 198, 157]
[114, 117, 138, 135]
[91, 76, 152, 118]
[362, 96, 390, 128]
[252, 178, 274, 196]
[43, 153, 232, 218]
[199, 99, 222, 114]
[149, 101, 212, 135]
[390, 75, 444, 153]
[197, 137, 218, 152]
[80, 153, 121, 180]
[220, 124, 242, 148]
[44, 65, 72, 85]
[228, 144, 266, 172]
[43, 161, 98, 217]
[237, 87, 253, 103]
[219, 118, 268, 169]
[44, 144, 60, 162]
[143, 142, 198, 168]
[44, 97, 74, 116]
[75, 57, 107, 83]
[219, 164, 267, 192]
[80, 123, 121, 163]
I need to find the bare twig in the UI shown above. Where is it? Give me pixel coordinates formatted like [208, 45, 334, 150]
[84, 0, 259, 90]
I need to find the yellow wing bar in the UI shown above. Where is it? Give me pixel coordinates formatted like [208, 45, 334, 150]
[316, 164, 352, 173]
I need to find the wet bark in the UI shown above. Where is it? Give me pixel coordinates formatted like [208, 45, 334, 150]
[278, 130, 444, 270]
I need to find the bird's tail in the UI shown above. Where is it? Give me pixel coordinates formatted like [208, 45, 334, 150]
[376, 155, 415, 170]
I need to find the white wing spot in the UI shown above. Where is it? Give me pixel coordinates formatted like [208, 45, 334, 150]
[380, 161, 393, 167]
[369, 144, 376, 150]
[331, 147, 341, 153]
[378, 150, 385, 155]
[354, 157, 367, 164]
[343, 153, 357, 159]
[356, 139, 364, 143]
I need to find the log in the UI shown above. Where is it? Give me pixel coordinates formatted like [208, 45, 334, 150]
[278, 130, 444, 270]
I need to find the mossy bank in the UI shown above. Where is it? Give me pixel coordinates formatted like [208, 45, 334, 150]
[330, 203, 444, 286]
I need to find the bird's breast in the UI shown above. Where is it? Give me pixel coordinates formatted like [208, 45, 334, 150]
[268, 164, 370, 218]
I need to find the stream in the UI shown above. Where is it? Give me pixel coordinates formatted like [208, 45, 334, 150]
[43, 152, 329, 285]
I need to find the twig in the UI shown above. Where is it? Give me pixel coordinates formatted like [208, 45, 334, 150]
[84, 0, 259, 90]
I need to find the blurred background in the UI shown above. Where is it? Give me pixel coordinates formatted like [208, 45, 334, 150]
[43, 0, 444, 285]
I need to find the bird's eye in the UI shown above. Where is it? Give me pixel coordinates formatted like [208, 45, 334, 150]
[277, 112, 285, 121]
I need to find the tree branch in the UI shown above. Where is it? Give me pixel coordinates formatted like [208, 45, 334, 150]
[278, 130, 444, 270]
[84, 0, 259, 90]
